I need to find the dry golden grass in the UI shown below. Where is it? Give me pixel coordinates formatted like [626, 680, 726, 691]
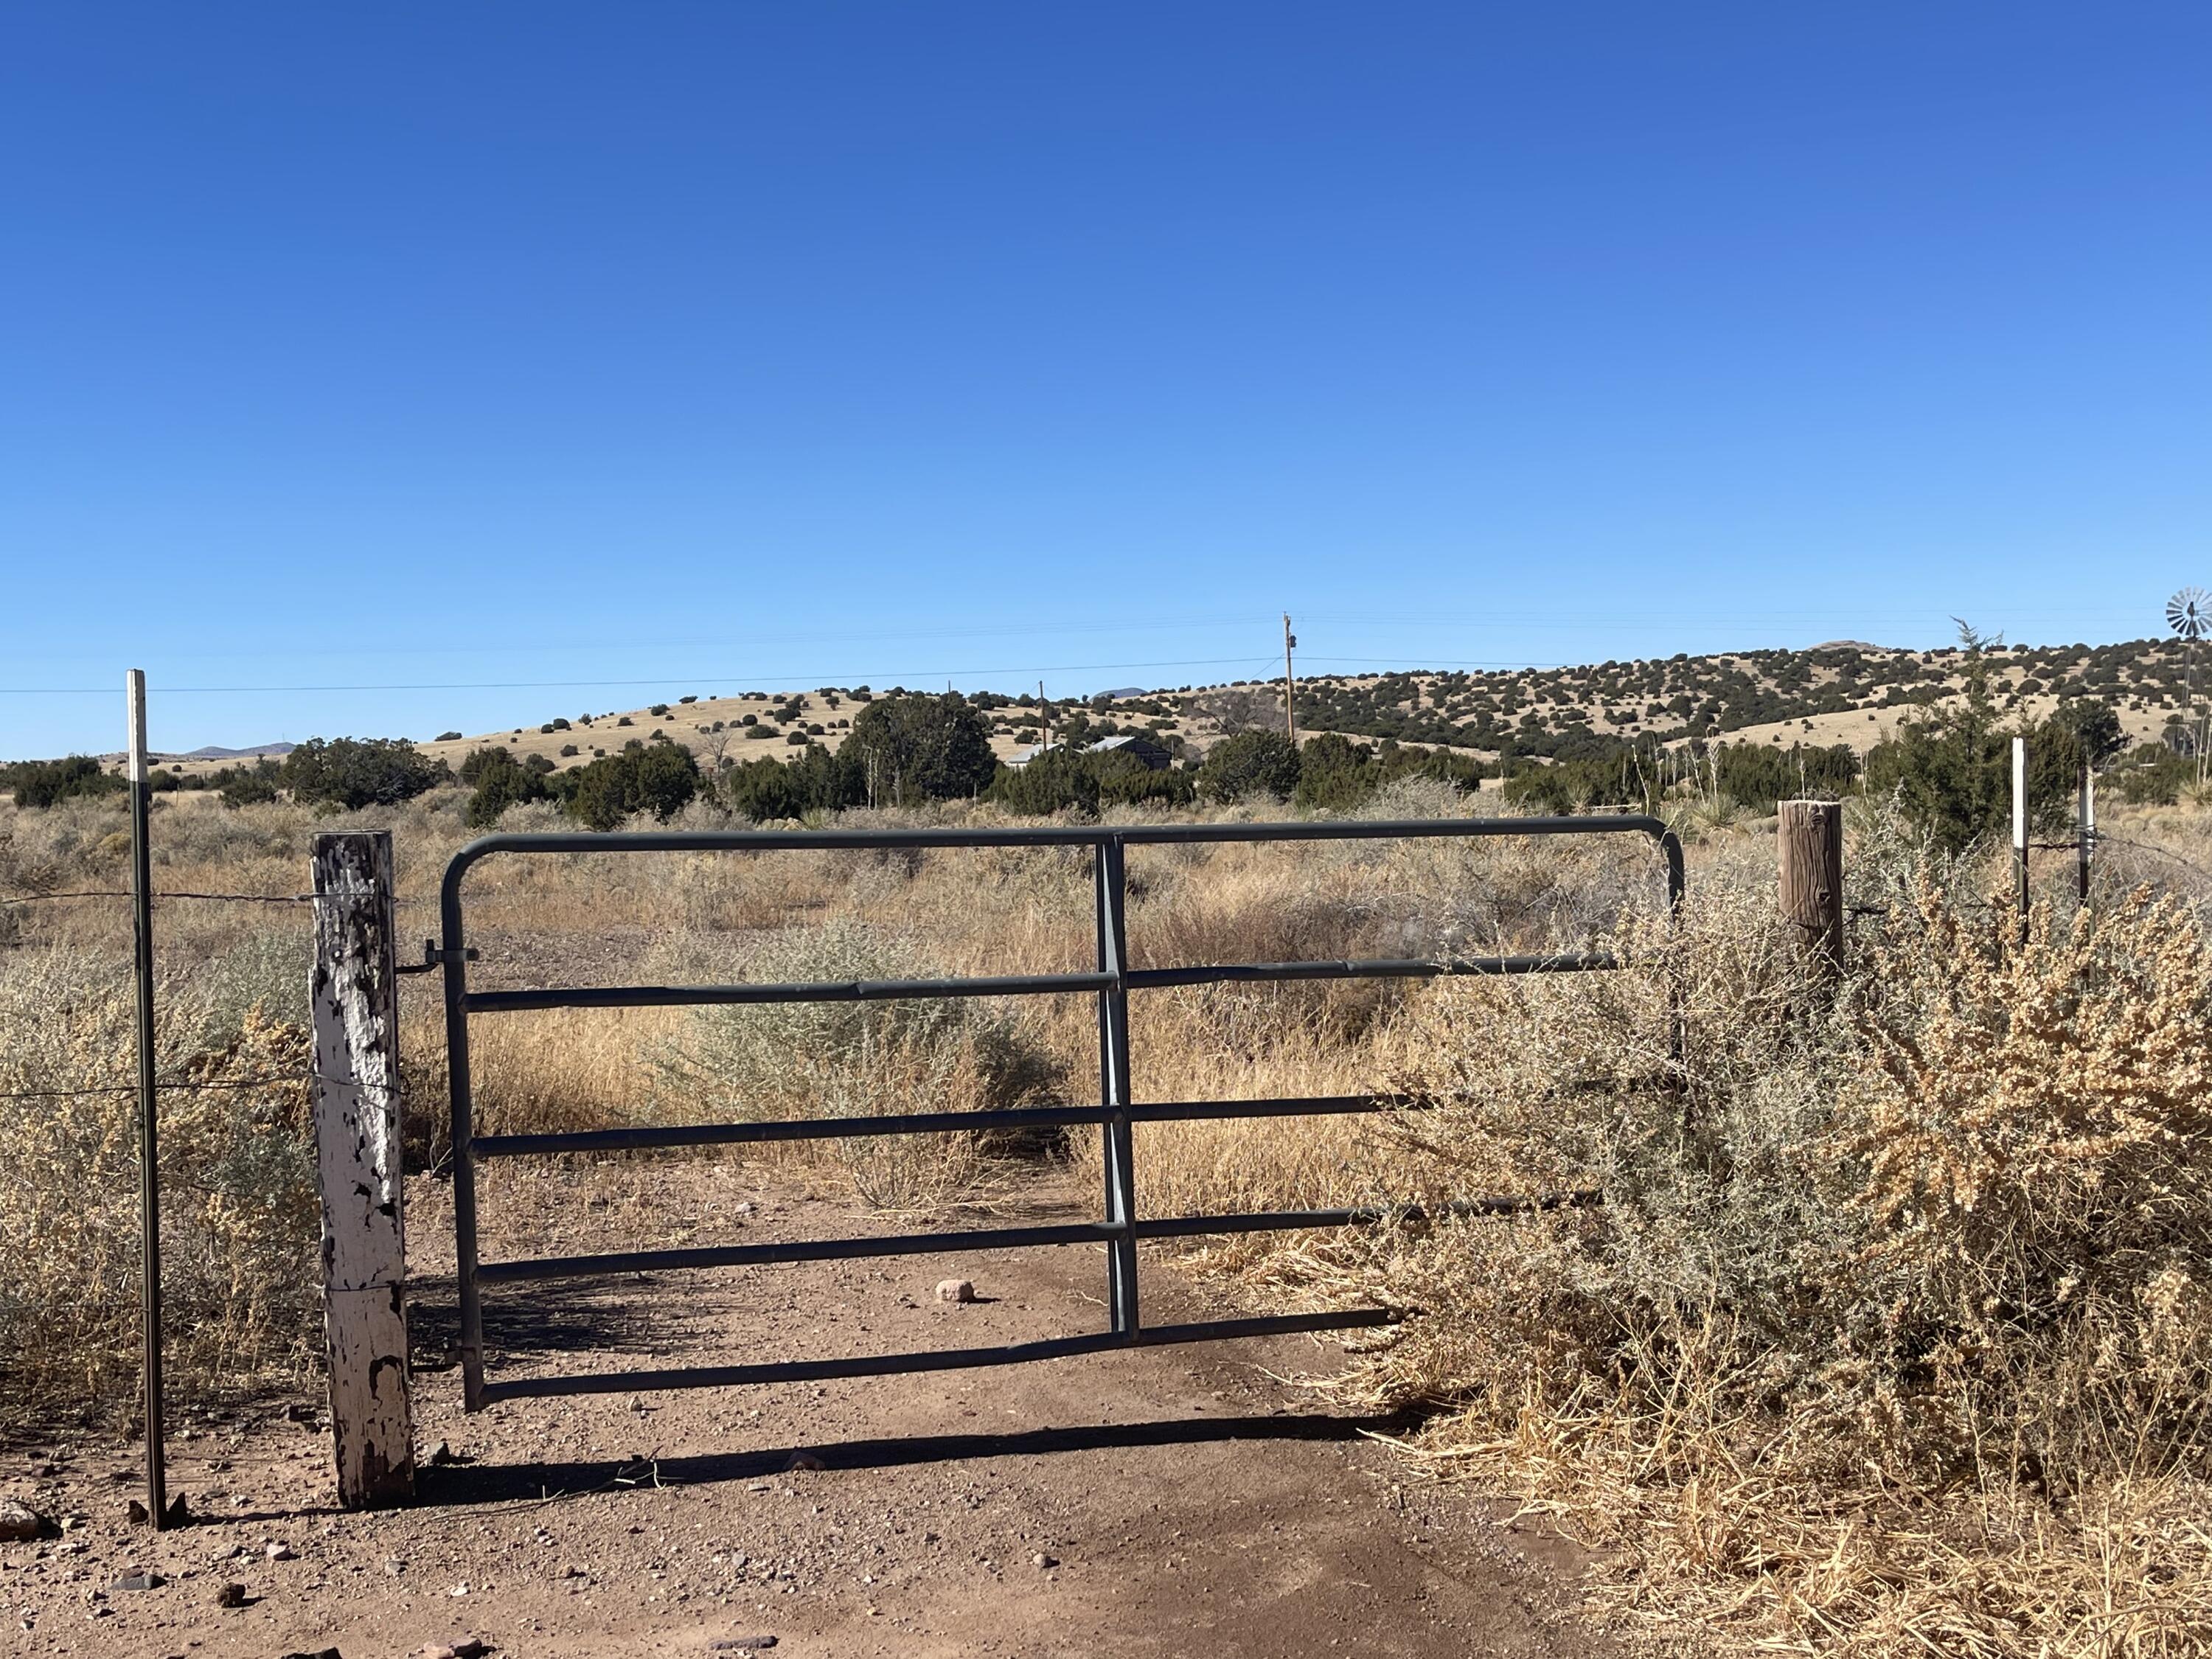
[0, 950, 318, 1419]
[1249, 850, 2212, 1655]
[8, 784, 2212, 1653]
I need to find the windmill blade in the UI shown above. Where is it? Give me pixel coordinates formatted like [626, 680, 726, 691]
[2169, 586, 2211, 641]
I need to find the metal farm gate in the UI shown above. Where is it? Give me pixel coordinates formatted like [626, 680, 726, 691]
[438, 816, 1683, 1412]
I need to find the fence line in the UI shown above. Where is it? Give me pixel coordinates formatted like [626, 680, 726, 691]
[1, 703, 386, 1531]
[0, 1071, 389, 1102]
[0, 889, 319, 906]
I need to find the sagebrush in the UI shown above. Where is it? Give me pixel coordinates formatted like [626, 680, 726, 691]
[5, 783, 2211, 1655]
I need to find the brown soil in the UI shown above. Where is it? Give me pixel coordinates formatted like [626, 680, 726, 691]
[2, 1173, 1649, 1659]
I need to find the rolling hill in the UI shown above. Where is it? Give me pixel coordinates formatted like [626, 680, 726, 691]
[139, 635, 2205, 783]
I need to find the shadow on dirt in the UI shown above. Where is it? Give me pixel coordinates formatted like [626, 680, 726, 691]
[407, 1273, 686, 1369]
[417, 1410, 1422, 1507]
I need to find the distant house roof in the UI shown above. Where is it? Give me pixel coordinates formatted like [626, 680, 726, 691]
[1009, 733, 1172, 771]
[1088, 734, 1171, 770]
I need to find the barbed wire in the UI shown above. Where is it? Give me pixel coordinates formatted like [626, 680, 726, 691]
[1, 888, 433, 911]
[2084, 832, 2212, 884]
[1, 877, 422, 1101]
[0, 889, 317, 906]
[0, 1071, 397, 1103]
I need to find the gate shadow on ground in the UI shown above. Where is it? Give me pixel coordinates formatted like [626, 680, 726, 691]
[416, 1410, 1422, 1508]
[408, 1274, 691, 1368]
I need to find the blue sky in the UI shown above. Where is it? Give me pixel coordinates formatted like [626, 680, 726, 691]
[3, 4, 2207, 758]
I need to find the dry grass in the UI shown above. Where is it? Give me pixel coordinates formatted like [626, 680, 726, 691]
[0, 947, 319, 1420]
[1258, 841, 2212, 1655]
[7, 785, 2212, 1652]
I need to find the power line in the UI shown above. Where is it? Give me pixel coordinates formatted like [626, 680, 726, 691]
[4, 605, 2163, 676]
[0, 613, 1285, 667]
[4, 613, 2180, 697]
[0, 655, 1283, 697]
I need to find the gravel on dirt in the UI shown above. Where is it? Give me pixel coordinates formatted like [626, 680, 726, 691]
[0, 1170, 1649, 1659]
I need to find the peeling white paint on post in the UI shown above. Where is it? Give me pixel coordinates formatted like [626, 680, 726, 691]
[310, 832, 414, 1507]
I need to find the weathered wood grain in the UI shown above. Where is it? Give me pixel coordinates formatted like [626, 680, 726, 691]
[310, 832, 414, 1507]
[1777, 799, 1844, 973]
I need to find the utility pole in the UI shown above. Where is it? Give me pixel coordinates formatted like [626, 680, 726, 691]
[1282, 613, 1298, 745]
[1040, 681, 1051, 750]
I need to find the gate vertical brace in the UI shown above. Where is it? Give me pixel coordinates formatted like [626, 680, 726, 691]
[440, 881, 488, 1411]
[1093, 837, 1141, 1337]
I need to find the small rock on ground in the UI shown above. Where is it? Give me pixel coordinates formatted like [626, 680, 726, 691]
[935, 1278, 975, 1303]
[0, 1500, 47, 1542]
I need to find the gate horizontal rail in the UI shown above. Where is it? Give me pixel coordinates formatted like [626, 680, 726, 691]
[470, 1192, 1604, 1287]
[459, 953, 1620, 1013]
[440, 815, 1681, 1412]
[472, 1092, 1422, 1158]
[479, 1312, 1401, 1405]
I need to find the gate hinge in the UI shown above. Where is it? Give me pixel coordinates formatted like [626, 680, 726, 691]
[396, 939, 479, 975]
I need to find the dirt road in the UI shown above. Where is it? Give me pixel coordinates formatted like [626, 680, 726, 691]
[4, 1176, 1631, 1659]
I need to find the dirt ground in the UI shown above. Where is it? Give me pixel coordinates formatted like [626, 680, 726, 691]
[2, 1172, 1660, 1659]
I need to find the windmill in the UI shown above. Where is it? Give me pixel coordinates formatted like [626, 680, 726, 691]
[2168, 587, 2211, 780]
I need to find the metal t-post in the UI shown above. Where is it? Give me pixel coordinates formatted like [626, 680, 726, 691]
[2078, 759, 2094, 909]
[127, 669, 167, 1528]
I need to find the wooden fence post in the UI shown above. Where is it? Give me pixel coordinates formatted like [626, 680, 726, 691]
[1777, 799, 1844, 973]
[310, 832, 414, 1507]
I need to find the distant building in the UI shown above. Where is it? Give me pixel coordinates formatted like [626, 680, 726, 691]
[1008, 733, 1173, 771]
[1086, 733, 1172, 771]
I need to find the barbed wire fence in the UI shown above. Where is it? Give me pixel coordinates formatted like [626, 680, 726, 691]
[0, 888, 329, 1095]
[4, 744, 435, 1509]
[0, 877, 346, 1524]
[2, 673, 411, 1520]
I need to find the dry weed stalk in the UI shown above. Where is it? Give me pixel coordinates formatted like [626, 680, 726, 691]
[11, 785, 2212, 1655]
[1276, 869, 2212, 1655]
[0, 950, 319, 1422]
